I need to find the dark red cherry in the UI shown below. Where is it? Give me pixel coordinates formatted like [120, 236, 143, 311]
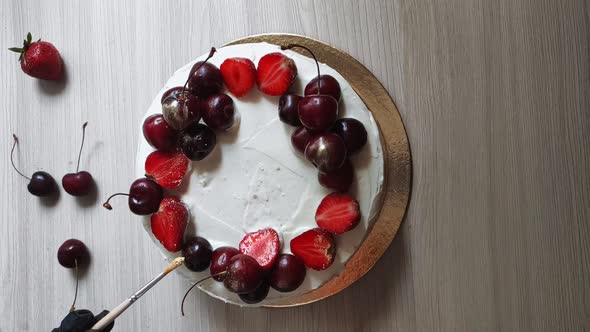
[239, 281, 270, 304]
[278, 94, 302, 126]
[57, 239, 90, 269]
[57, 238, 89, 312]
[210, 246, 240, 281]
[62, 171, 94, 196]
[280, 44, 338, 131]
[291, 127, 315, 154]
[188, 62, 223, 98]
[202, 93, 235, 131]
[127, 178, 163, 215]
[142, 114, 179, 151]
[318, 159, 354, 192]
[182, 236, 213, 272]
[270, 254, 306, 292]
[180, 123, 217, 161]
[331, 118, 367, 155]
[304, 75, 341, 101]
[10, 135, 58, 197]
[161, 86, 185, 103]
[27, 171, 58, 196]
[103, 178, 163, 215]
[62, 122, 95, 196]
[162, 92, 203, 130]
[223, 254, 263, 294]
[304, 133, 347, 173]
[298, 95, 338, 131]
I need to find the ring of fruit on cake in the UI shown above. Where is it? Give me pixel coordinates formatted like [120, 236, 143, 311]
[136, 42, 384, 306]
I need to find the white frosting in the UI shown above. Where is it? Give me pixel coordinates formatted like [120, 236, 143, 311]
[136, 43, 384, 306]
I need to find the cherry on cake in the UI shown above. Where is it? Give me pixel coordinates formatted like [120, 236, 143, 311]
[134, 42, 384, 306]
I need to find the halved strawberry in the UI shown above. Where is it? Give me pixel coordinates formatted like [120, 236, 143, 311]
[151, 197, 189, 252]
[315, 193, 360, 234]
[220, 57, 256, 97]
[290, 228, 335, 271]
[239, 228, 280, 269]
[145, 150, 190, 189]
[256, 52, 297, 96]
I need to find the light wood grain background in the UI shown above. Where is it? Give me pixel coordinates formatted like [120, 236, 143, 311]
[1, 0, 589, 331]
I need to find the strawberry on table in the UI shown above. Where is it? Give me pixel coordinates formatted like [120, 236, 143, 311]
[239, 228, 280, 270]
[9, 32, 63, 81]
[145, 150, 190, 189]
[256, 52, 297, 96]
[151, 197, 189, 252]
[315, 192, 360, 234]
[220, 57, 257, 97]
[290, 228, 336, 271]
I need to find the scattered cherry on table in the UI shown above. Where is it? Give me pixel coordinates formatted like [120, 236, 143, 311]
[62, 122, 95, 196]
[10, 134, 57, 197]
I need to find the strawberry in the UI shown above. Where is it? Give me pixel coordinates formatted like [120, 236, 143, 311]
[9, 32, 63, 81]
[315, 193, 361, 234]
[256, 52, 297, 96]
[220, 57, 256, 97]
[151, 197, 189, 252]
[290, 228, 336, 271]
[239, 228, 280, 270]
[145, 150, 190, 189]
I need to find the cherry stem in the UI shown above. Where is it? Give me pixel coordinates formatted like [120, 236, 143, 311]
[180, 271, 227, 316]
[75, 122, 88, 173]
[69, 259, 79, 312]
[281, 43, 321, 94]
[10, 134, 30, 180]
[180, 47, 217, 98]
[102, 193, 129, 210]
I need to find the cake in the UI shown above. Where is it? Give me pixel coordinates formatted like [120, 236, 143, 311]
[135, 42, 384, 306]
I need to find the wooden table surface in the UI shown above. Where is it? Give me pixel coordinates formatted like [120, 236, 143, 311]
[1, 0, 589, 331]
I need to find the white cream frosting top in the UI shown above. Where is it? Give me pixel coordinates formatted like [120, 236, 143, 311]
[136, 42, 384, 306]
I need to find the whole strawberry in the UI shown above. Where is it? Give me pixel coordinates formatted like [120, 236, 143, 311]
[9, 32, 63, 81]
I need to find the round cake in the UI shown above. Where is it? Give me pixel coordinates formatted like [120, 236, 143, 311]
[136, 42, 384, 305]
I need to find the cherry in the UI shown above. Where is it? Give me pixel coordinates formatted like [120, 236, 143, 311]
[281, 44, 338, 131]
[162, 92, 203, 130]
[318, 159, 354, 192]
[270, 254, 306, 292]
[180, 123, 217, 161]
[180, 252, 262, 314]
[10, 134, 57, 197]
[161, 86, 185, 103]
[202, 93, 235, 131]
[298, 94, 338, 131]
[223, 254, 264, 294]
[181, 253, 263, 315]
[210, 246, 240, 281]
[291, 127, 315, 154]
[161, 48, 216, 131]
[62, 122, 94, 196]
[239, 281, 270, 304]
[103, 178, 163, 215]
[304, 75, 341, 102]
[58, 239, 90, 268]
[331, 118, 367, 155]
[183, 236, 213, 272]
[304, 133, 347, 173]
[187, 48, 222, 98]
[278, 94, 302, 126]
[57, 239, 89, 312]
[142, 114, 179, 151]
